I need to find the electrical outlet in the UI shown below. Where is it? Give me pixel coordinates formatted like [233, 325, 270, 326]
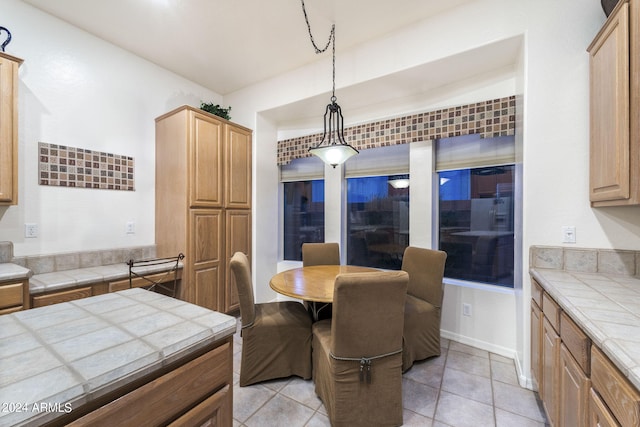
[126, 221, 135, 234]
[25, 223, 38, 238]
[462, 303, 472, 317]
[562, 226, 576, 243]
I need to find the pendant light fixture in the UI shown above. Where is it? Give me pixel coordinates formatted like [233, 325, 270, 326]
[300, 0, 358, 168]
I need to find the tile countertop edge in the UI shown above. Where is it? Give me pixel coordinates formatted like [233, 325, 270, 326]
[530, 268, 640, 391]
[0, 263, 32, 282]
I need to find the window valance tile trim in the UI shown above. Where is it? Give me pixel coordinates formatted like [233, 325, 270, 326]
[277, 95, 516, 166]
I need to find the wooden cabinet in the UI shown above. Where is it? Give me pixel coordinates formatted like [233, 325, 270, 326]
[534, 279, 593, 427]
[588, 0, 640, 206]
[156, 105, 252, 313]
[0, 279, 29, 313]
[0, 52, 23, 205]
[532, 276, 639, 427]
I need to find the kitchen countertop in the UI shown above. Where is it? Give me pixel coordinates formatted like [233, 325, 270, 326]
[0, 288, 236, 426]
[28, 259, 183, 295]
[0, 263, 31, 282]
[531, 268, 640, 391]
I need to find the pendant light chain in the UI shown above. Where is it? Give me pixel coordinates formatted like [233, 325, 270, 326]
[301, 0, 358, 167]
[300, 0, 336, 100]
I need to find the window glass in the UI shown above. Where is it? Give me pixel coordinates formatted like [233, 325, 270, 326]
[283, 180, 325, 261]
[346, 175, 409, 269]
[438, 165, 514, 287]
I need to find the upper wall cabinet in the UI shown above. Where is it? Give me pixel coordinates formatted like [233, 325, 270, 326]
[588, 0, 640, 206]
[0, 52, 23, 205]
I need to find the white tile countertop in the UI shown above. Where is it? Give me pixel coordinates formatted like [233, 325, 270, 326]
[29, 260, 183, 295]
[0, 263, 31, 282]
[530, 268, 640, 391]
[0, 288, 236, 426]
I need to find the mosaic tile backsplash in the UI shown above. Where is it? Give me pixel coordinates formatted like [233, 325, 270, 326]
[277, 95, 516, 165]
[39, 142, 135, 191]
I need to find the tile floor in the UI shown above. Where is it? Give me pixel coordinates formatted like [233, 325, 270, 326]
[232, 322, 548, 427]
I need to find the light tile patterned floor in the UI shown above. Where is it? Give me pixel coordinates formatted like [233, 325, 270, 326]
[232, 321, 548, 427]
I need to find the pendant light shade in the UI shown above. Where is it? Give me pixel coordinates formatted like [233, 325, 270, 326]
[308, 99, 358, 168]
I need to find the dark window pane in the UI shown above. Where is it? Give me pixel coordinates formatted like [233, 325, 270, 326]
[283, 180, 325, 261]
[346, 175, 409, 269]
[439, 165, 514, 287]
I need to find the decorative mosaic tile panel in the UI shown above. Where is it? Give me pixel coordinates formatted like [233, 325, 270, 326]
[38, 142, 135, 191]
[277, 95, 516, 165]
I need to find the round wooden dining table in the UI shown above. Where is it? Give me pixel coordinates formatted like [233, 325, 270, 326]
[270, 265, 380, 319]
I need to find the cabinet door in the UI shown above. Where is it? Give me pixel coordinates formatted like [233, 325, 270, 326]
[190, 209, 224, 311]
[588, 2, 630, 203]
[589, 388, 621, 427]
[225, 125, 252, 209]
[190, 112, 223, 208]
[167, 384, 231, 427]
[560, 344, 590, 427]
[225, 210, 251, 313]
[542, 316, 560, 426]
[531, 299, 542, 391]
[0, 54, 21, 205]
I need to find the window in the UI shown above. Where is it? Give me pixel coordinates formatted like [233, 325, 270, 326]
[344, 144, 410, 269]
[346, 175, 409, 269]
[283, 180, 325, 261]
[436, 134, 516, 287]
[281, 156, 326, 261]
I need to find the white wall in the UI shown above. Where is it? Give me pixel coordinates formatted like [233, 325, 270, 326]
[0, 0, 222, 256]
[226, 0, 640, 388]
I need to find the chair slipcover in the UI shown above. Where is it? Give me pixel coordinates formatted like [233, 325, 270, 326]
[312, 271, 408, 427]
[302, 242, 340, 319]
[401, 246, 447, 372]
[302, 242, 340, 266]
[230, 252, 312, 386]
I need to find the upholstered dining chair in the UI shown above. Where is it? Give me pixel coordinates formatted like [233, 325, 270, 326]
[302, 242, 340, 266]
[401, 246, 447, 372]
[302, 242, 340, 319]
[229, 252, 312, 387]
[312, 271, 409, 427]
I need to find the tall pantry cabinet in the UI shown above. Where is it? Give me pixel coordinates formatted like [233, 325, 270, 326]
[155, 105, 251, 313]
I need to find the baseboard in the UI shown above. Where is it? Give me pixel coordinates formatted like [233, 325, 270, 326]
[441, 329, 535, 391]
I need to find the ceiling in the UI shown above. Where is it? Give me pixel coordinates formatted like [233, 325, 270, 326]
[23, 0, 479, 95]
[23, 0, 520, 128]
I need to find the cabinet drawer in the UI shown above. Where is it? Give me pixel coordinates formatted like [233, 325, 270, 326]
[542, 292, 561, 333]
[591, 346, 640, 427]
[531, 279, 543, 308]
[68, 341, 231, 426]
[32, 286, 92, 308]
[108, 280, 130, 292]
[0, 282, 23, 309]
[560, 311, 591, 375]
[0, 305, 22, 315]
